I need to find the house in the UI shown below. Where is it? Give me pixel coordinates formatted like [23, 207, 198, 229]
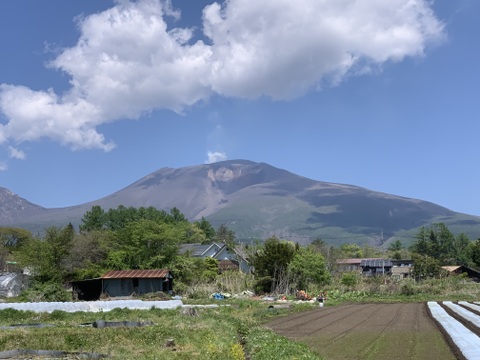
[179, 243, 252, 274]
[213, 245, 252, 274]
[391, 259, 414, 280]
[71, 269, 173, 301]
[179, 243, 223, 258]
[441, 266, 480, 282]
[335, 259, 363, 273]
[336, 258, 415, 279]
[360, 259, 393, 276]
[335, 258, 388, 274]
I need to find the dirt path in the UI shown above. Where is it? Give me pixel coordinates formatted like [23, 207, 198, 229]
[266, 303, 457, 360]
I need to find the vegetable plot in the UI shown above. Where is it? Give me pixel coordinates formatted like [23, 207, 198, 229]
[267, 302, 473, 360]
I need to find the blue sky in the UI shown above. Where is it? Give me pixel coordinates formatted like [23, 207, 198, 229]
[0, 0, 479, 216]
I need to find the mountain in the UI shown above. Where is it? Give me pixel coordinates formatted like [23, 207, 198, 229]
[2, 160, 480, 245]
[0, 187, 47, 223]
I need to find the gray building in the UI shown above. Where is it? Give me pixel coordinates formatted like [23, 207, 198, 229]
[72, 269, 173, 301]
[179, 243, 252, 274]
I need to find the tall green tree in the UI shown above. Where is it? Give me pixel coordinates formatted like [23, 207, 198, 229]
[387, 239, 405, 260]
[168, 207, 188, 223]
[15, 225, 75, 283]
[470, 239, 480, 269]
[251, 236, 296, 292]
[107, 219, 187, 269]
[0, 227, 33, 248]
[388, 240, 403, 252]
[411, 254, 443, 280]
[451, 233, 471, 265]
[69, 230, 114, 279]
[288, 246, 330, 289]
[340, 243, 363, 258]
[80, 205, 190, 232]
[79, 206, 106, 232]
[216, 224, 236, 248]
[410, 226, 430, 255]
[194, 217, 216, 241]
[0, 227, 33, 270]
[410, 223, 469, 264]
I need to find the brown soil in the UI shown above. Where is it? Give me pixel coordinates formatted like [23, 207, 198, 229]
[266, 303, 457, 360]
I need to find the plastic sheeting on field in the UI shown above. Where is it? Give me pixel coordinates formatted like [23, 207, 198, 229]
[428, 301, 480, 360]
[460, 301, 480, 314]
[442, 301, 480, 328]
[0, 299, 183, 313]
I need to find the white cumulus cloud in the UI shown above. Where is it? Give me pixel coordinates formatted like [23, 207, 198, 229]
[0, 0, 444, 154]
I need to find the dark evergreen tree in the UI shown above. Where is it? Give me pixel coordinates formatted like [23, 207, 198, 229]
[80, 205, 106, 232]
[251, 235, 296, 292]
[194, 217, 216, 240]
[215, 224, 236, 248]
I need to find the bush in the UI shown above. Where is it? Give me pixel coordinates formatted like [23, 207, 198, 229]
[253, 276, 273, 294]
[19, 282, 70, 302]
[400, 279, 417, 296]
[340, 272, 358, 287]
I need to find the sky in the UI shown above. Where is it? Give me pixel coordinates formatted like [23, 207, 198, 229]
[0, 0, 479, 216]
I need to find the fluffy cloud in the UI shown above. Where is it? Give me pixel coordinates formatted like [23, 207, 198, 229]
[0, 85, 113, 151]
[206, 151, 228, 164]
[8, 146, 25, 160]
[0, 0, 444, 152]
[204, 0, 444, 98]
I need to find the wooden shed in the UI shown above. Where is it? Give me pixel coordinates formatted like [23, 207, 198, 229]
[72, 269, 173, 301]
[441, 266, 480, 282]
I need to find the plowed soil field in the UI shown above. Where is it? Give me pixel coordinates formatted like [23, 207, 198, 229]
[266, 303, 457, 360]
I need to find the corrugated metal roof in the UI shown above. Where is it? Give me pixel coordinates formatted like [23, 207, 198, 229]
[361, 259, 392, 267]
[101, 269, 170, 279]
[336, 259, 362, 265]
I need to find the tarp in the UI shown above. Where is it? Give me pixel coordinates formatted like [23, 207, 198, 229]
[0, 299, 183, 313]
[0, 273, 27, 298]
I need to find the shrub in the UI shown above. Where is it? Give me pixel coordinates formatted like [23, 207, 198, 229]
[19, 282, 70, 302]
[400, 279, 417, 296]
[340, 272, 358, 287]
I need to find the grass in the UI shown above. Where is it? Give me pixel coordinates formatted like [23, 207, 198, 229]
[1, 275, 478, 359]
[320, 274, 480, 305]
[0, 299, 324, 359]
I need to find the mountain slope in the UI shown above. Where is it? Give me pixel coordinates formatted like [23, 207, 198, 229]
[0, 187, 46, 223]
[2, 160, 480, 245]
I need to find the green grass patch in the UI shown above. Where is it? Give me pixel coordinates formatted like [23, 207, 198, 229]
[0, 300, 322, 359]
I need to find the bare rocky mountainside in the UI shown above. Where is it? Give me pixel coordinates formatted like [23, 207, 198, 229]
[0, 187, 46, 222]
[1, 160, 480, 245]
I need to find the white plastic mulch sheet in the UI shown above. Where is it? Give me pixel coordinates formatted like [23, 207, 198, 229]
[460, 301, 480, 314]
[428, 301, 480, 360]
[0, 299, 183, 313]
[442, 301, 480, 328]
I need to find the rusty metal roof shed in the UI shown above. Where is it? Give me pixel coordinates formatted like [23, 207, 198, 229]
[101, 269, 170, 279]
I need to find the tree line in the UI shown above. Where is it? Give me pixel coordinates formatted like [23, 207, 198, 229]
[0, 205, 479, 300]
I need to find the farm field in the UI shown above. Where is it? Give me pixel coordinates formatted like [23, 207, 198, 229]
[266, 302, 480, 360]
